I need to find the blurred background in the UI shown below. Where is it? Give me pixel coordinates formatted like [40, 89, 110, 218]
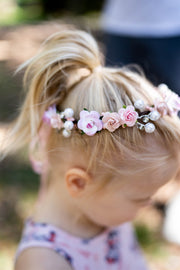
[1, 1, 180, 269]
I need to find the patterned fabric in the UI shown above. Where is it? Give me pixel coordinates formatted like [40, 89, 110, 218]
[15, 218, 149, 270]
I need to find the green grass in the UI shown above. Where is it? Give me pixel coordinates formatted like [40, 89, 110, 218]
[0, 0, 44, 26]
[0, 161, 39, 191]
[135, 222, 168, 258]
[0, 157, 39, 242]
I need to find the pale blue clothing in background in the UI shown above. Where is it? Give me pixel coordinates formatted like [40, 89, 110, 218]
[101, 0, 180, 37]
[101, 0, 180, 93]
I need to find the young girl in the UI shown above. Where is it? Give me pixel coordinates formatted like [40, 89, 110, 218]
[1, 26, 180, 270]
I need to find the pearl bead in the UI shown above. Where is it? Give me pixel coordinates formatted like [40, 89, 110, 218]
[158, 83, 168, 91]
[142, 116, 149, 123]
[149, 110, 160, 121]
[145, 123, 155, 133]
[64, 108, 74, 118]
[62, 129, 71, 138]
[64, 120, 74, 130]
[134, 100, 145, 111]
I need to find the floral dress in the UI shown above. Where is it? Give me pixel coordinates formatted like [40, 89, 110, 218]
[15, 218, 149, 270]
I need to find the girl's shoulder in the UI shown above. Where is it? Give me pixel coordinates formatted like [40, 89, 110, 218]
[14, 247, 73, 270]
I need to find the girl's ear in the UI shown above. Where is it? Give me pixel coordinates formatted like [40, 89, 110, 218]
[29, 123, 51, 175]
[65, 168, 92, 197]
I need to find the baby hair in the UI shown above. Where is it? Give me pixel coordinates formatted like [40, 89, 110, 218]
[1, 25, 180, 181]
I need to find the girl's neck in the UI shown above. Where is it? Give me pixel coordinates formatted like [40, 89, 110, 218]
[31, 177, 106, 239]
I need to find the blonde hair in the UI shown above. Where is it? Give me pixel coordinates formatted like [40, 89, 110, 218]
[1, 26, 180, 179]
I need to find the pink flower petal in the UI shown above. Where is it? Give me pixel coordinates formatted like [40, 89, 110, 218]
[88, 111, 100, 119]
[102, 112, 121, 132]
[84, 125, 98, 136]
[118, 106, 138, 127]
[77, 119, 84, 130]
[80, 110, 89, 118]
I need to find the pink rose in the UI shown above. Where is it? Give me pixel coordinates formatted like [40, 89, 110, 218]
[43, 105, 57, 125]
[77, 110, 103, 136]
[166, 94, 180, 115]
[118, 105, 138, 127]
[158, 84, 180, 116]
[155, 101, 168, 116]
[145, 100, 168, 117]
[102, 112, 122, 132]
[50, 114, 64, 129]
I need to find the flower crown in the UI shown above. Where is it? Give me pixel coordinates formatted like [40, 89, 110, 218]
[43, 84, 180, 138]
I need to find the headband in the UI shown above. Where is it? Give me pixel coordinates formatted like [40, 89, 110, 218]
[43, 84, 180, 138]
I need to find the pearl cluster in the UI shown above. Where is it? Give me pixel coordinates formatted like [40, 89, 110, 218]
[134, 99, 161, 133]
[60, 108, 74, 137]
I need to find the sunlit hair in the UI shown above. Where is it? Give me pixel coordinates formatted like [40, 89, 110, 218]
[1, 25, 180, 179]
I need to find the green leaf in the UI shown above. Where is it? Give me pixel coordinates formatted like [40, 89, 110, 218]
[123, 105, 126, 108]
[83, 108, 88, 111]
[81, 130, 85, 135]
[124, 124, 127, 127]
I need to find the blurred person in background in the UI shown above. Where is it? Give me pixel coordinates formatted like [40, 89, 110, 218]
[101, 0, 180, 246]
[101, 0, 180, 93]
